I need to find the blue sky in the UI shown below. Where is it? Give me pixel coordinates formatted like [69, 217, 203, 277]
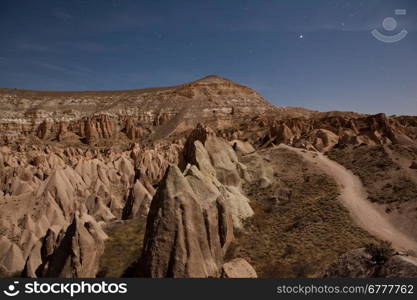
[0, 0, 416, 115]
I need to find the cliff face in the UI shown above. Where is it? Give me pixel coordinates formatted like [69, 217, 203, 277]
[139, 125, 255, 278]
[0, 76, 278, 145]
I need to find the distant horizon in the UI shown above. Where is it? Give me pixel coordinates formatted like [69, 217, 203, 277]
[1, 0, 416, 115]
[2, 73, 415, 117]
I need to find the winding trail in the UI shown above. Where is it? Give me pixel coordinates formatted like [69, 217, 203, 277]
[279, 144, 417, 256]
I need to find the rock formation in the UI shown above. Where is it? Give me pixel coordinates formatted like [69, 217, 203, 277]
[180, 124, 253, 228]
[139, 128, 256, 277]
[0, 76, 417, 278]
[23, 213, 106, 278]
[0, 142, 170, 277]
[222, 258, 257, 278]
[139, 165, 233, 277]
[263, 113, 417, 152]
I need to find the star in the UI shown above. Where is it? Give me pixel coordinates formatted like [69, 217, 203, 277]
[299, 34, 304, 39]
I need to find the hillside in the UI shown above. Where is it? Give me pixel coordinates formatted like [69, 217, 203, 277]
[1, 76, 417, 278]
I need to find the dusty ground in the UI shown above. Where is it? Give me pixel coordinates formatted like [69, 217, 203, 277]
[327, 145, 417, 254]
[285, 145, 417, 256]
[228, 147, 377, 277]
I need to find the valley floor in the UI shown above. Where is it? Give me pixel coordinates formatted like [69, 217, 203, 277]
[283, 145, 417, 259]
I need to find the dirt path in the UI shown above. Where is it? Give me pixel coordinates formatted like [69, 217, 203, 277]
[279, 144, 417, 255]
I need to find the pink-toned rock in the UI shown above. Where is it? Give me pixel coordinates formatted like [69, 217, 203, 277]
[139, 165, 233, 278]
[222, 258, 257, 278]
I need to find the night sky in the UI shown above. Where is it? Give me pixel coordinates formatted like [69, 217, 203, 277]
[0, 0, 416, 115]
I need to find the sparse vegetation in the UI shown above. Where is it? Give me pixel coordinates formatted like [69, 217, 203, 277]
[327, 145, 417, 205]
[98, 217, 147, 278]
[233, 148, 377, 277]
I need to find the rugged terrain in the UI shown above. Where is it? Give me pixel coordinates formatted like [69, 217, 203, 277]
[1, 75, 417, 278]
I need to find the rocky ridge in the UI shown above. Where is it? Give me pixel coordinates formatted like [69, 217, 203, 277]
[139, 125, 254, 277]
[1, 76, 417, 278]
[0, 142, 175, 276]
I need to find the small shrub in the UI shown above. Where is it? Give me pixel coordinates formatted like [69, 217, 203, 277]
[365, 241, 395, 264]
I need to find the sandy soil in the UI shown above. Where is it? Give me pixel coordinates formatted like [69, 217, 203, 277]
[279, 144, 417, 257]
